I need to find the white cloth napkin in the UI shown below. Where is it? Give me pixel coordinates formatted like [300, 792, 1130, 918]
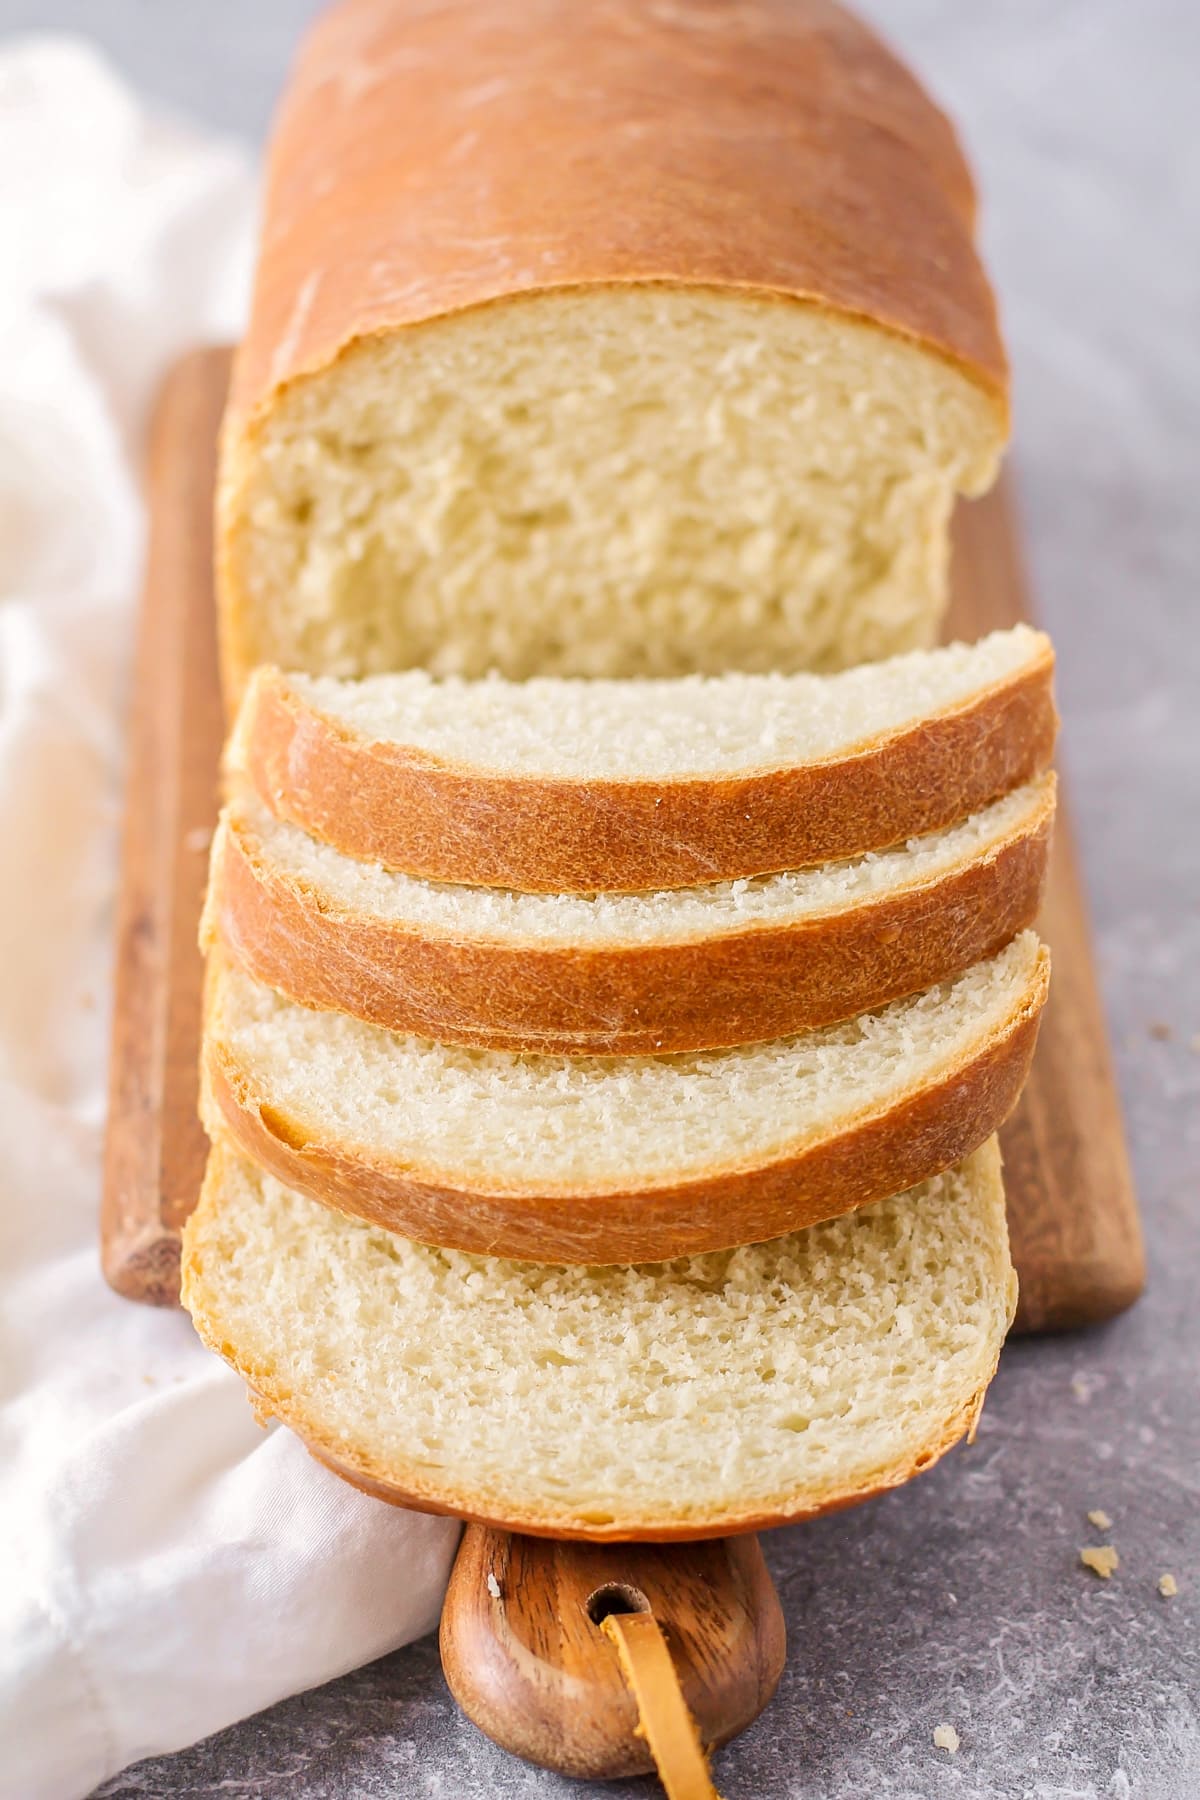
[0, 40, 461, 1800]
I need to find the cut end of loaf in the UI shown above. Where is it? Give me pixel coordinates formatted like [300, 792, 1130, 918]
[220, 288, 1004, 700]
[182, 1140, 1016, 1539]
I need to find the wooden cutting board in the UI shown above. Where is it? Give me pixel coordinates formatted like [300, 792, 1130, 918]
[101, 346, 1145, 1331]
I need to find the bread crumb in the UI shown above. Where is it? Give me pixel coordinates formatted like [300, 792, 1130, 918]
[1158, 1573, 1177, 1598]
[1080, 1545, 1119, 1579]
[185, 826, 213, 854]
[1148, 1020, 1172, 1041]
[246, 1389, 274, 1429]
[486, 1572, 501, 1599]
[933, 1724, 960, 1754]
[1088, 1509, 1113, 1531]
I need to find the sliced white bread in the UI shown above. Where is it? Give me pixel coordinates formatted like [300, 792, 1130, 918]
[209, 777, 1055, 1056]
[233, 626, 1056, 892]
[182, 1140, 1018, 1540]
[202, 933, 1049, 1265]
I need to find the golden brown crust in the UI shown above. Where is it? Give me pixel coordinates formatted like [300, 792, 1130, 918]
[200, 950, 1048, 1263]
[210, 783, 1054, 1055]
[227, 0, 1004, 428]
[180, 1136, 1017, 1540]
[239, 648, 1057, 892]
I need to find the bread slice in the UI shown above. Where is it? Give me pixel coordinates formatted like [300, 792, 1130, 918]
[209, 777, 1055, 1056]
[234, 627, 1056, 892]
[181, 1140, 1018, 1540]
[218, 3, 1007, 704]
[202, 933, 1048, 1264]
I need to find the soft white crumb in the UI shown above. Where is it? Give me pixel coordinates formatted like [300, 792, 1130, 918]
[1158, 1573, 1178, 1598]
[486, 1572, 501, 1599]
[1088, 1509, 1113, 1531]
[1080, 1545, 1120, 1579]
[933, 1724, 960, 1754]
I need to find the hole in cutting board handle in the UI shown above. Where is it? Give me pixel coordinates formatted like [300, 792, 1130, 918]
[586, 1582, 651, 1625]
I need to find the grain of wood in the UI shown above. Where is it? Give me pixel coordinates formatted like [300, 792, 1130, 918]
[100, 348, 229, 1304]
[439, 1524, 783, 1782]
[945, 490, 1145, 1331]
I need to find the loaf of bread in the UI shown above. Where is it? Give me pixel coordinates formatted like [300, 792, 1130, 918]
[209, 777, 1054, 1055]
[218, 0, 1008, 704]
[233, 628, 1055, 891]
[186, 0, 1036, 1572]
[181, 1139, 1018, 1539]
[201, 935, 1048, 1264]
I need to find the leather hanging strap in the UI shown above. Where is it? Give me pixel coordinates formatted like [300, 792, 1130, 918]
[602, 1609, 723, 1800]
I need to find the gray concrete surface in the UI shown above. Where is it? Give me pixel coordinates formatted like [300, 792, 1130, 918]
[4, 1, 1194, 1794]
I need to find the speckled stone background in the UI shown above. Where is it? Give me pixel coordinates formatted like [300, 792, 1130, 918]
[4, 0, 1195, 1794]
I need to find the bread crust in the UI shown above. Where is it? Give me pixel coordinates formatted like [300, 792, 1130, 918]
[210, 781, 1054, 1055]
[180, 1139, 1018, 1541]
[237, 647, 1057, 892]
[218, 0, 1008, 700]
[226, 0, 1004, 428]
[201, 948, 1048, 1264]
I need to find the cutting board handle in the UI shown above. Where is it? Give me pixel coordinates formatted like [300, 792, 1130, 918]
[439, 1524, 786, 1787]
